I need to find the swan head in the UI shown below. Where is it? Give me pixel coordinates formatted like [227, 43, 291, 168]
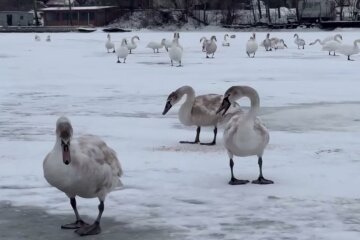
[294, 34, 298, 38]
[162, 91, 180, 115]
[132, 35, 140, 41]
[335, 34, 342, 41]
[121, 38, 127, 46]
[216, 86, 245, 115]
[252, 33, 256, 39]
[267, 33, 270, 38]
[161, 38, 166, 45]
[211, 36, 217, 42]
[174, 32, 180, 39]
[56, 117, 73, 165]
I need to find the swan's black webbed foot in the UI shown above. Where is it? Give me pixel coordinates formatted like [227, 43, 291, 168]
[228, 178, 249, 185]
[61, 219, 89, 229]
[75, 222, 101, 236]
[252, 176, 274, 185]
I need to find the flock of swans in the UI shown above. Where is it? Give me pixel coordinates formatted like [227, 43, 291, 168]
[101, 32, 360, 63]
[38, 30, 358, 236]
[43, 84, 271, 235]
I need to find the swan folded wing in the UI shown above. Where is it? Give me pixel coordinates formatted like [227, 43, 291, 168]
[78, 135, 123, 180]
[254, 118, 269, 145]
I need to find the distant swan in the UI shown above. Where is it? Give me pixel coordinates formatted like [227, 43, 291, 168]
[43, 117, 122, 236]
[216, 86, 273, 185]
[46, 35, 51, 42]
[127, 35, 140, 54]
[162, 86, 240, 145]
[205, 36, 217, 58]
[168, 37, 183, 67]
[310, 34, 342, 56]
[147, 39, 166, 53]
[338, 39, 360, 61]
[222, 34, 230, 47]
[200, 36, 208, 52]
[35, 35, 41, 41]
[105, 34, 115, 53]
[294, 34, 306, 49]
[262, 33, 272, 51]
[274, 39, 287, 50]
[246, 33, 258, 58]
[116, 38, 128, 63]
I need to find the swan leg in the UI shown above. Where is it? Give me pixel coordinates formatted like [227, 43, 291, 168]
[252, 157, 274, 185]
[112, 49, 115, 53]
[157, 49, 159, 53]
[246, 52, 250, 57]
[212, 53, 214, 58]
[178, 61, 181, 67]
[200, 127, 217, 146]
[124, 58, 126, 63]
[61, 198, 89, 229]
[180, 126, 200, 144]
[117, 57, 121, 63]
[129, 49, 132, 54]
[171, 60, 173, 66]
[228, 158, 249, 185]
[75, 201, 103, 236]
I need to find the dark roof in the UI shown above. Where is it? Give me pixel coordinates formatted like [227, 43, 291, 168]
[41, 6, 117, 11]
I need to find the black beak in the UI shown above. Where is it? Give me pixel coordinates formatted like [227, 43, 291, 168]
[61, 140, 71, 165]
[162, 101, 172, 115]
[216, 97, 231, 116]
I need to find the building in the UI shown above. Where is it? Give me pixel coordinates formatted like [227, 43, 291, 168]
[298, 0, 336, 22]
[41, 6, 119, 26]
[46, 0, 79, 7]
[0, 11, 33, 27]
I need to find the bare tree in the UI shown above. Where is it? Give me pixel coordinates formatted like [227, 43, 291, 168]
[33, 0, 40, 26]
[257, 0, 262, 19]
[335, 0, 346, 20]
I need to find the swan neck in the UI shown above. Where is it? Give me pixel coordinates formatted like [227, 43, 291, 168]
[237, 87, 260, 119]
[179, 86, 195, 104]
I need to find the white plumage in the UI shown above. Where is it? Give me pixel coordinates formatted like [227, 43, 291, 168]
[262, 33, 272, 51]
[216, 86, 273, 185]
[294, 34, 306, 49]
[127, 35, 140, 54]
[105, 34, 115, 53]
[43, 116, 122, 236]
[338, 39, 360, 61]
[200, 36, 208, 52]
[222, 34, 230, 47]
[246, 33, 258, 58]
[168, 38, 183, 67]
[147, 39, 165, 53]
[116, 38, 129, 63]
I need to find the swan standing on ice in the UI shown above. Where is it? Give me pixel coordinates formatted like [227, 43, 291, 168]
[310, 34, 342, 56]
[46, 35, 51, 42]
[105, 34, 115, 53]
[338, 39, 360, 61]
[35, 35, 41, 41]
[294, 34, 306, 49]
[162, 86, 240, 145]
[168, 35, 183, 67]
[116, 38, 128, 63]
[200, 37, 208, 52]
[222, 34, 230, 47]
[147, 39, 166, 53]
[321, 34, 343, 44]
[127, 35, 140, 54]
[262, 33, 272, 51]
[246, 33, 258, 58]
[274, 39, 287, 50]
[216, 86, 273, 185]
[43, 117, 123, 236]
[205, 36, 217, 58]
[270, 37, 280, 49]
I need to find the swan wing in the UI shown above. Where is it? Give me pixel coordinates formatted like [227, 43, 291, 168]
[78, 135, 123, 180]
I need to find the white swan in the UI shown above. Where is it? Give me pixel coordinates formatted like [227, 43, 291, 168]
[147, 39, 166, 53]
[216, 86, 273, 185]
[246, 33, 258, 58]
[200, 36, 208, 52]
[35, 35, 41, 41]
[322, 34, 343, 44]
[270, 37, 280, 49]
[294, 34, 306, 49]
[116, 38, 128, 63]
[222, 34, 230, 47]
[205, 36, 217, 58]
[338, 39, 360, 61]
[127, 35, 140, 54]
[46, 35, 51, 42]
[105, 34, 115, 53]
[43, 117, 122, 236]
[310, 34, 342, 56]
[262, 33, 272, 51]
[162, 86, 240, 145]
[274, 39, 287, 50]
[168, 37, 183, 67]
